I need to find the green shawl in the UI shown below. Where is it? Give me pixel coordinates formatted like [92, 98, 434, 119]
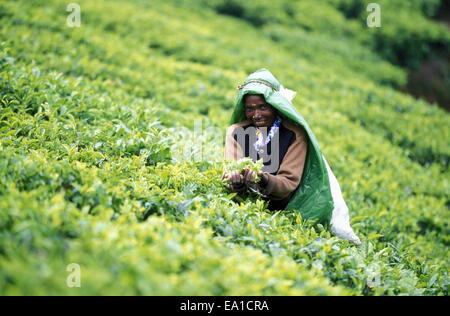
[230, 69, 333, 224]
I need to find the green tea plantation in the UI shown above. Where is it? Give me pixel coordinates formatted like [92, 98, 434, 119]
[0, 0, 449, 296]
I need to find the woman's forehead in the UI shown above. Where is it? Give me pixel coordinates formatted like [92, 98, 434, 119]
[244, 94, 268, 105]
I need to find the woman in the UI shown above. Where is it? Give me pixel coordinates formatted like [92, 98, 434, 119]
[223, 92, 308, 212]
[223, 69, 360, 244]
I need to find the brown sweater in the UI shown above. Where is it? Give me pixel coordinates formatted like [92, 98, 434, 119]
[224, 119, 308, 205]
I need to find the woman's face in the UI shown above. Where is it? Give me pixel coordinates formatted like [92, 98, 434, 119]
[244, 94, 277, 128]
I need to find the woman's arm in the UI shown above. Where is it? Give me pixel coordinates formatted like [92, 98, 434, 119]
[223, 124, 244, 178]
[222, 125, 247, 192]
[224, 125, 244, 161]
[260, 127, 308, 200]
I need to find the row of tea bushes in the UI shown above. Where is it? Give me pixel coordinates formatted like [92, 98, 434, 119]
[1, 0, 448, 295]
[167, 0, 450, 69]
[1, 185, 350, 295]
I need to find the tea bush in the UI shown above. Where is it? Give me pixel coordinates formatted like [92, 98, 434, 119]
[0, 0, 449, 295]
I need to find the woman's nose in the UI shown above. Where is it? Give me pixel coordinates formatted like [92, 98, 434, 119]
[253, 110, 262, 118]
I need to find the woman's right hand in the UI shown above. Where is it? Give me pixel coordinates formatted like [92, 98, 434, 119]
[228, 170, 244, 185]
[223, 170, 245, 192]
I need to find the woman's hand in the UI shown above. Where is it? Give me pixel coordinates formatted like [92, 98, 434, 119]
[223, 170, 245, 192]
[229, 170, 244, 185]
[257, 172, 269, 187]
[243, 168, 256, 183]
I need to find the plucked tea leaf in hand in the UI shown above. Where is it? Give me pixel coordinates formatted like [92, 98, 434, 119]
[224, 158, 264, 183]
